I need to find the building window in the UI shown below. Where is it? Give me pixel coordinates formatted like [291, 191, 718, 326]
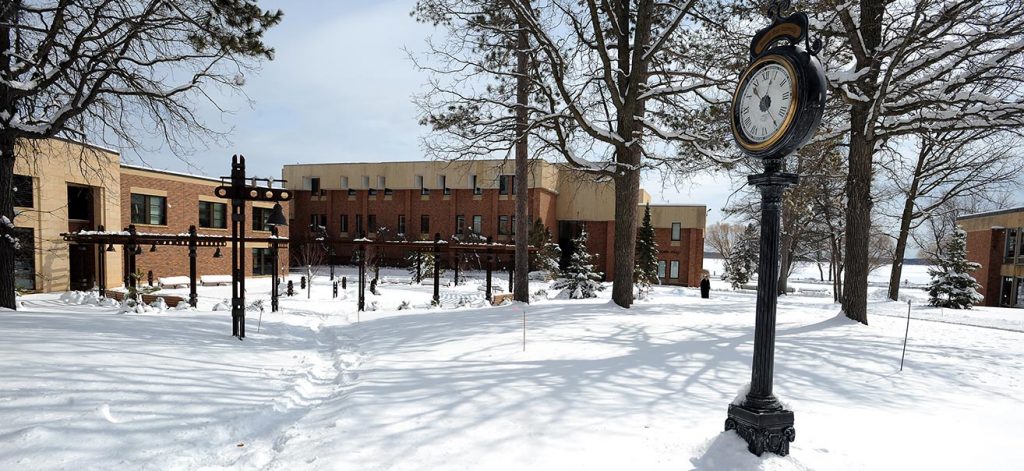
[470, 175, 481, 194]
[251, 206, 272, 231]
[437, 174, 446, 190]
[67, 186, 93, 221]
[377, 176, 386, 190]
[421, 215, 430, 234]
[361, 175, 370, 189]
[310, 177, 321, 194]
[670, 260, 680, 279]
[1000, 277, 1014, 307]
[339, 214, 349, 233]
[14, 227, 35, 290]
[511, 216, 516, 235]
[310, 214, 327, 230]
[472, 215, 482, 234]
[1016, 277, 1024, 308]
[130, 193, 166, 225]
[658, 260, 667, 279]
[671, 223, 681, 241]
[252, 248, 274, 276]
[398, 215, 406, 234]
[13, 174, 33, 208]
[1006, 228, 1018, 261]
[340, 176, 349, 189]
[456, 215, 465, 235]
[416, 175, 425, 194]
[498, 215, 510, 235]
[199, 201, 227, 229]
[368, 214, 377, 233]
[499, 175, 515, 195]
[355, 214, 363, 234]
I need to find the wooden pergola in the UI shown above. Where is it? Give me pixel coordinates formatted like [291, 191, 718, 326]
[61, 224, 288, 308]
[320, 233, 529, 310]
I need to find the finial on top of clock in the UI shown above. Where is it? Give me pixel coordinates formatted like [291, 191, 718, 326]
[750, 1, 822, 59]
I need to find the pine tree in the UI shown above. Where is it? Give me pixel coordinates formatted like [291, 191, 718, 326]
[552, 229, 604, 299]
[927, 227, 983, 309]
[528, 218, 561, 278]
[407, 251, 445, 284]
[634, 204, 660, 298]
[725, 223, 759, 289]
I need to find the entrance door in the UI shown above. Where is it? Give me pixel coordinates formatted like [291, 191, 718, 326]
[68, 244, 96, 291]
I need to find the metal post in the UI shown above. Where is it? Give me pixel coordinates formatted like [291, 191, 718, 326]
[433, 233, 441, 306]
[485, 236, 493, 301]
[453, 253, 460, 286]
[230, 155, 247, 339]
[127, 225, 138, 294]
[416, 251, 422, 284]
[271, 225, 280, 312]
[900, 300, 911, 371]
[188, 225, 198, 308]
[97, 224, 106, 298]
[357, 245, 366, 312]
[725, 157, 798, 456]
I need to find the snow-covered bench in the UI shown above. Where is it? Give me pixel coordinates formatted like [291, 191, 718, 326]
[158, 276, 191, 288]
[200, 275, 232, 286]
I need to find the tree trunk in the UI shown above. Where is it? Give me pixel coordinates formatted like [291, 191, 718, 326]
[513, 17, 530, 303]
[0, 137, 16, 310]
[887, 194, 917, 301]
[611, 168, 640, 308]
[841, 0, 884, 323]
[0, 4, 17, 310]
[887, 155, 923, 301]
[777, 229, 795, 295]
[841, 120, 872, 323]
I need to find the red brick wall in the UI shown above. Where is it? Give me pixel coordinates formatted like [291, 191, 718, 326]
[965, 228, 1003, 306]
[121, 171, 290, 283]
[291, 185, 705, 287]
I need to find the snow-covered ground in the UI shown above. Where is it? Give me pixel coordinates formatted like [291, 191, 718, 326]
[1, 269, 1022, 470]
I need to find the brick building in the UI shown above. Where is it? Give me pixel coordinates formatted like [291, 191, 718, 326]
[283, 160, 706, 286]
[959, 207, 1024, 308]
[10, 138, 289, 293]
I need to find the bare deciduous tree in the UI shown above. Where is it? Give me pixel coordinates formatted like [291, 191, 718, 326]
[880, 130, 1023, 300]
[818, 0, 1024, 323]
[0, 0, 282, 308]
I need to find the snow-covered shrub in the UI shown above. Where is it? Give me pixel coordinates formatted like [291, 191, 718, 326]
[149, 297, 169, 311]
[397, 300, 411, 310]
[927, 227, 983, 309]
[212, 300, 231, 311]
[724, 223, 758, 289]
[551, 229, 604, 299]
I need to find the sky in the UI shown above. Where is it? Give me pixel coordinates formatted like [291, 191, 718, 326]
[124, 0, 740, 225]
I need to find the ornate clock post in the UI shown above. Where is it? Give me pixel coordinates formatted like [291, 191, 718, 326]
[724, 0, 825, 457]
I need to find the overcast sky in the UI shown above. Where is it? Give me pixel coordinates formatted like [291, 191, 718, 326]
[123, 0, 741, 224]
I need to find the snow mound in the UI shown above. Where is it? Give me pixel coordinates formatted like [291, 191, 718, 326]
[691, 432, 807, 470]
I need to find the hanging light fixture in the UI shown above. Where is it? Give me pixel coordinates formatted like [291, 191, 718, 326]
[266, 202, 288, 227]
[213, 248, 223, 258]
[134, 245, 143, 255]
[106, 244, 115, 252]
[150, 244, 157, 252]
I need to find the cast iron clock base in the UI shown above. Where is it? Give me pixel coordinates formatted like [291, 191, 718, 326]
[725, 403, 796, 457]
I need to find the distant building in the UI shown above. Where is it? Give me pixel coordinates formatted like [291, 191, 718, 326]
[283, 160, 707, 286]
[11, 139, 289, 293]
[958, 207, 1024, 308]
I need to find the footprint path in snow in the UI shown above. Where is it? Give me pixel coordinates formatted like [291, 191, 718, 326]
[211, 320, 367, 470]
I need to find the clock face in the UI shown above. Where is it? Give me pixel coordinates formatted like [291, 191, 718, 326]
[736, 61, 796, 144]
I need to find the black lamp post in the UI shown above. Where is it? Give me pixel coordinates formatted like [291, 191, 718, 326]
[215, 155, 291, 339]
